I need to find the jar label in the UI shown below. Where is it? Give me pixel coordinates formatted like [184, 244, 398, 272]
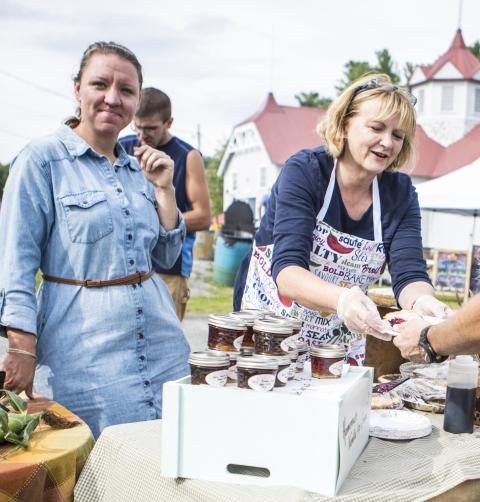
[329, 361, 344, 376]
[248, 374, 275, 391]
[278, 367, 289, 383]
[288, 363, 296, 379]
[228, 364, 238, 381]
[205, 369, 228, 387]
[296, 352, 308, 368]
[233, 335, 244, 350]
[280, 335, 299, 352]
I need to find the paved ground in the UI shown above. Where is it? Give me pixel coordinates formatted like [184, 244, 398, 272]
[182, 314, 209, 352]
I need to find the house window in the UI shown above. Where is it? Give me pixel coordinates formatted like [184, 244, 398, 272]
[232, 172, 238, 191]
[475, 88, 480, 113]
[441, 86, 454, 112]
[417, 89, 424, 113]
[259, 166, 266, 188]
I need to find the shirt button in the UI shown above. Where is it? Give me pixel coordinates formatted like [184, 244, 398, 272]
[138, 333, 144, 339]
[132, 284, 137, 289]
[125, 209, 130, 216]
[117, 187, 123, 193]
[137, 308, 143, 315]
[144, 380, 150, 386]
[127, 234, 133, 240]
[148, 401, 154, 407]
[129, 259, 134, 265]
[139, 355, 145, 362]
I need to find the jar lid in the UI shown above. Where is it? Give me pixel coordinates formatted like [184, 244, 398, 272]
[237, 355, 279, 370]
[240, 346, 255, 356]
[265, 314, 302, 330]
[310, 344, 346, 358]
[253, 318, 293, 335]
[253, 354, 292, 366]
[229, 310, 261, 326]
[188, 351, 230, 367]
[208, 314, 247, 330]
[207, 349, 240, 362]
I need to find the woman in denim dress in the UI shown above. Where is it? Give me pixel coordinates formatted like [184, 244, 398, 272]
[0, 42, 190, 438]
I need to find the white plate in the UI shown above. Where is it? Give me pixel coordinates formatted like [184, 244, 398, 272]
[369, 409, 432, 440]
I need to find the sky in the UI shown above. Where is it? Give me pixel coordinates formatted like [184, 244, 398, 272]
[1, 0, 479, 163]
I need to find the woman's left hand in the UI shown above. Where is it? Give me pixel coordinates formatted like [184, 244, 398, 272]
[412, 295, 453, 319]
[134, 145, 174, 190]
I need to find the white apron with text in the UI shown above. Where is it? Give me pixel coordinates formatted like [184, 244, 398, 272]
[242, 164, 386, 365]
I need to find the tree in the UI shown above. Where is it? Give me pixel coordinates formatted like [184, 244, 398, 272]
[469, 40, 480, 59]
[403, 62, 417, 86]
[294, 92, 332, 109]
[336, 60, 373, 92]
[373, 49, 400, 83]
[0, 163, 9, 203]
[204, 145, 225, 216]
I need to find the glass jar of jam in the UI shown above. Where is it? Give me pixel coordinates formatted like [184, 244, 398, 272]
[188, 351, 230, 386]
[208, 314, 248, 352]
[207, 349, 240, 383]
[253, 319, 295, 356]
[229, 310, 264, 347]
[253, 355, 291, 387]
[237, 356, 278, 391]
[310, 345, 346, 379]
[294, 342, 309, 372]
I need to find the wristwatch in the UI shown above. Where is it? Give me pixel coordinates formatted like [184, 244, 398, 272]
[418, 325, 448, 364]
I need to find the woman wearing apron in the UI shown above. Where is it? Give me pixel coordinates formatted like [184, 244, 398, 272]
[236, 73, 451, 365]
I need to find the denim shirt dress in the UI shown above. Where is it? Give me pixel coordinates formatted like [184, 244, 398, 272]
[0, 125, 190, 438]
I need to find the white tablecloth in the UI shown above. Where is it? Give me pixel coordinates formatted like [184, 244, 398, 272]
[75, 415, 480, 502]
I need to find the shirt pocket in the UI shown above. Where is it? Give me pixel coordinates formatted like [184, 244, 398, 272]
[59, 190, 114, 243]
[133, 190, 159, 234]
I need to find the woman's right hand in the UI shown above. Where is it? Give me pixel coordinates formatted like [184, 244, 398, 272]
[2, 329, 36, 398]
[336, 286, 392, 341]
[2, 353, 35, 398]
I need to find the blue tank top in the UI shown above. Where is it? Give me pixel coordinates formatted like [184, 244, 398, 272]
[119, 134, 196, 277]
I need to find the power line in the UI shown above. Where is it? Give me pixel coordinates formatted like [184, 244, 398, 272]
[0, 127, 30, 140]
[0, 68, 72, 101]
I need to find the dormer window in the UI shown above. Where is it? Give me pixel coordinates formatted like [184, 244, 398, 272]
[475, 88, 480, 113]
[441, 85, 454, 111]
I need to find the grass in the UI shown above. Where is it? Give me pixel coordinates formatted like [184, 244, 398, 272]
[187, 281, 234, 315]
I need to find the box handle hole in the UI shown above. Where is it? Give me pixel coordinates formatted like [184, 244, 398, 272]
[226, 464, 270, 478]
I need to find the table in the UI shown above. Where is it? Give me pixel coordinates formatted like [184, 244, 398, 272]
[75, 414, 480, 502]
[0, 395, 94, 502]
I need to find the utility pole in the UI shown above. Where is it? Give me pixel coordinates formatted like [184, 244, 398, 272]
[196, 124, 201, 152]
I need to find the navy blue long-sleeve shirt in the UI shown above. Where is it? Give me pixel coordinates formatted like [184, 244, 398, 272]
[236, 146, 430, 305]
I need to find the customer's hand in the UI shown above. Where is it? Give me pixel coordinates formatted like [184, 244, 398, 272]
[393, 318, 430, 362]
[412, 295, 453, 319]
[337, 286, 392, 341]
[134, 145, 174, 191]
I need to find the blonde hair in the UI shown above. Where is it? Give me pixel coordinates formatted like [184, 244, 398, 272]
[318, 73, 416, 171]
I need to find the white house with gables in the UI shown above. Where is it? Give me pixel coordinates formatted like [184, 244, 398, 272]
[218, 29, 480, 249]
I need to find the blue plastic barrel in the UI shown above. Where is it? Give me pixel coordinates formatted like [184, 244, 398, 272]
[213, 235, 251, 287]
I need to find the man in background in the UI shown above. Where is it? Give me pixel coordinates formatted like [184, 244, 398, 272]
[120, 88, 211, 320]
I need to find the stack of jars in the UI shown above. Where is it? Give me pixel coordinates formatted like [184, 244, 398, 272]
[188, 310, 311, 392]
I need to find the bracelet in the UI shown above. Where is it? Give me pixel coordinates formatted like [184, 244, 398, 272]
[7, 348, 37, 359]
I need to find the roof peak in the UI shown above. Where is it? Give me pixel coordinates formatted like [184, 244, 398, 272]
[450, 28, 466, 50]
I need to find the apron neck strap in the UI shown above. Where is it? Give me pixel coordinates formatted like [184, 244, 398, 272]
[319, 160, 383, 242]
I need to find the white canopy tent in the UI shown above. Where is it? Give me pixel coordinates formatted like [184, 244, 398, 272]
[415, 158, 480, 251]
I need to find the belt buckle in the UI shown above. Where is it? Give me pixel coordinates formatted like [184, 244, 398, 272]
[85, 279, 102, 288]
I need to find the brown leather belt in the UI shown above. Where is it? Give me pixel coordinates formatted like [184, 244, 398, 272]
[42, 270, 155, 288]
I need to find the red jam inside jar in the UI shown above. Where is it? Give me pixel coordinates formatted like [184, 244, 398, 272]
[236, 356, 278, 391]
[208, 314, 248, 352]
[188, 351, 230, 386]
[253, 319, 295, 356]
[310, 345, 346, 379]
[229, 310, 264, 347]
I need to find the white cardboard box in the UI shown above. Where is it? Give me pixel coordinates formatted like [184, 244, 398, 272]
[161, 366, 373, 496]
